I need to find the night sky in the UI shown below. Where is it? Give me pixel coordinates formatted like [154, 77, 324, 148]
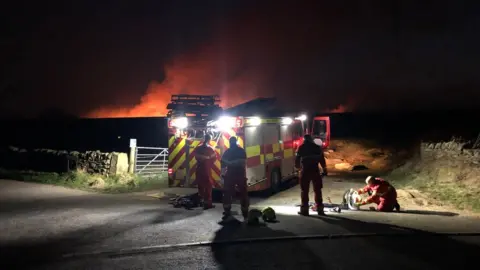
[1, 0, 479, 119]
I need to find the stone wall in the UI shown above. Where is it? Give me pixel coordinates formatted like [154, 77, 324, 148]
[420, 141, 480, 164]
[0, 146, 129, 175]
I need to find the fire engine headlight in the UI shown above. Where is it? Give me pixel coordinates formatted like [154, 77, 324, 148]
[295, 114, 307, 121]
[172, 117, 188, 129]
[249, 117, 261, 126]
[281, 117, 293, 125]
[216, 116, 236, 130]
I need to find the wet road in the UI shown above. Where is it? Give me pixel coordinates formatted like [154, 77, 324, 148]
[1, 179, 479, 269]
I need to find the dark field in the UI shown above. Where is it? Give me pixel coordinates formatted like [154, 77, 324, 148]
[0, 110, 478, 153]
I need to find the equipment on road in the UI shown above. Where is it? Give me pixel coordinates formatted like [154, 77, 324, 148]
[261, 207, 277, 222]
[167, 94, 332, 193]
[169, 193, 201, 209]
[343, 189, 361, 210]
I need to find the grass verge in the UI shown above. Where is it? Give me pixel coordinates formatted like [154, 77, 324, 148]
[388, 160, 480, 212]
[0, 168, 167, 193]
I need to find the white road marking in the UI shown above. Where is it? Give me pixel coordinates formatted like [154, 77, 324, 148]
[62, 232, 480, 259]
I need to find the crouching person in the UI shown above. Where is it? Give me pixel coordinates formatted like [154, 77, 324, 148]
[355, 176, 400, 212]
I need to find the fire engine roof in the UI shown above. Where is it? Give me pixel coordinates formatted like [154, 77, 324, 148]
[225, 97, 292, 117]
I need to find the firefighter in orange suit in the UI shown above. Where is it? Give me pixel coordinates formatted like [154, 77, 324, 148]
[194, 134, 217, 210]
[295, 134, 328, 216]
[355, 176, 400, 212]
[221, 136, 249, 221]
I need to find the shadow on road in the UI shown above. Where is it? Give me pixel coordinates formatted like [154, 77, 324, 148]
[0, 208, 202, 270]
[211, 216, 326, 269]
[398, 209, 458, 216]
[313, 215, 480, 269]
[352, 208, 459, 217]
[0, 193, 160, 215]
[321, 203, 459, 217]
[212, 178, 300, 202]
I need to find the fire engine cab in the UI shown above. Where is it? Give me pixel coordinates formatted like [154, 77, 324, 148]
[167, 94, 330, 193]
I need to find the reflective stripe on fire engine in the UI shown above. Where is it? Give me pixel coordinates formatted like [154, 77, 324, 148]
[168, 137, 187, 171]
[245, 118, 282, 125]
[246, 140, 295, 168]
[222, 128, 244, 148]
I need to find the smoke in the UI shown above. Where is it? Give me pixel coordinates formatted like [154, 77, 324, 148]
[85, 2, 345, 118]
[85, 1, 480, 118]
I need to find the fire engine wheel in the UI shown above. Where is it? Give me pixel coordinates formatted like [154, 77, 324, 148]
[270, 170, 281, 194]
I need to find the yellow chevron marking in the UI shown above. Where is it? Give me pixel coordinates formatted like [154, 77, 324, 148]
[169, 138, 186, 163]
[188, 140, 201, 171]
[173, 154, 186, 171]
[212, 169, 220, 181]
[168, 136, 175, 147]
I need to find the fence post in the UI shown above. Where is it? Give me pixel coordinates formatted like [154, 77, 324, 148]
[128, 138, 137, 173]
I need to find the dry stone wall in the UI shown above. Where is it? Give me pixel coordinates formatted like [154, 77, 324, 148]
[0, 146, 128, 175]
[420, 142, 480, 164]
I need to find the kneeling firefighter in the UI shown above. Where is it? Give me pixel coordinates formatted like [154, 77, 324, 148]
[355, 176, 400, 212]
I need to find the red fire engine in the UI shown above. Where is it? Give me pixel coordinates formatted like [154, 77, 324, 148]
[166, 94, 330, 193]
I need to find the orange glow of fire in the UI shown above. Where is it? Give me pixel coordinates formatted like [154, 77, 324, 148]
[85, 43, 263, 119]
[329, 104, 349, 113]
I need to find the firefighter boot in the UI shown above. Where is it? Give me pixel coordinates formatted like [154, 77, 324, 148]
[316, 204, 326, 216]
[394, 202, 401, 212]
[241, 207, 249, 221]
[203, 204, 216, 210]
[222, 207, 235, 222]
[298, 206, 309, 216]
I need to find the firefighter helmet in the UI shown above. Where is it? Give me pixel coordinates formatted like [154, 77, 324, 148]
[261, 207, 276, 222]
[365, 176, 374, 185]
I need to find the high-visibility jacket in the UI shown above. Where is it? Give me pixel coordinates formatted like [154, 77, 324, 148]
[358, 178, 397, 204]
[194, 143, 217, 182]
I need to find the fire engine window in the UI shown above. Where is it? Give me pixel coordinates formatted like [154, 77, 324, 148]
[313, 120, 326, 137]
[245, 126, 262, 147]
[263, 124, 280, 145]
[292, 122, 303, 139]
[281, 125, 292, 142]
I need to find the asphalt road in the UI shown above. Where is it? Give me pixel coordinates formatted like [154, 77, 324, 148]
[1, 178, 479, 270]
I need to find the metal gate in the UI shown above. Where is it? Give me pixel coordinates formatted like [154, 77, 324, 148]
[134, 147, 168, 175]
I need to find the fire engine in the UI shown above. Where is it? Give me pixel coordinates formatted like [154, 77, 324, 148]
[167, 94, 330, 193]
[311, 116, 331, 148]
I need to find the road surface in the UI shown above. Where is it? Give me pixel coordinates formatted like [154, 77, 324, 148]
[0, 178, 479, 269]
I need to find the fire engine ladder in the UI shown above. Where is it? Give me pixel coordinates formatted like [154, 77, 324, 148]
[166, 94, 223, 127]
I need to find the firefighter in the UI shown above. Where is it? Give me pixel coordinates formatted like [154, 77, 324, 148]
[221, 136, 249, 222]
[355, 176, 401, 212]
[295, 134, 328, 216]
[194, 133, 217, 210]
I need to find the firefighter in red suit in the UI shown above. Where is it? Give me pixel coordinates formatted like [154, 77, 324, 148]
[221, 136, 249, 221]
[355, 176, 401, 212]
[295, 134, 328, 216]
[194, 134, 217, 210]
